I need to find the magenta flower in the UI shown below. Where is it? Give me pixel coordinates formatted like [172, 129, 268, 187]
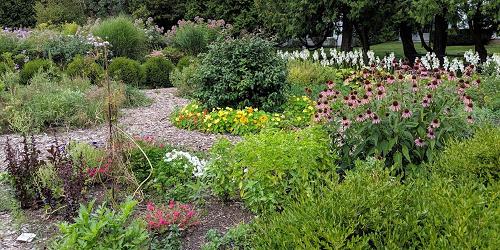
[427, 130, 436, 139]
[401, 109, 412, 119]
[415, 138, 426, 147]
[386, 76, 395, 84]
[389, 101, 401, 112]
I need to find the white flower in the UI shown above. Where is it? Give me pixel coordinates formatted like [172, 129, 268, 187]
[164, 149, 207, 177]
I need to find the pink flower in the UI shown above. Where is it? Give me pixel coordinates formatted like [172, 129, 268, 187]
[463, 95, 472, 105]
[341, 117, 351, 127]
[412, 84, 419, 92]
[376, 90, 386, 100]
[421, 98, 430, 108]
[401, 109, 412, 119]
[147, 202, 155, 211]
[372, 115, 381, 124]
[427, 130, 436, 139]
[389, 101, 401, 112]
[356, 114, 366, 122]
[386, 76, 395, 84]
[415, 138, 426, 147]
[169, 200, 175, 209]
[467, 115, 474, 124]
[465, 103, 473, 113]
[430, 119, 440, 128]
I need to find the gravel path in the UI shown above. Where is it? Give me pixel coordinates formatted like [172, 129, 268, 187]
[0, 88, 241, 249]
[0, 88, 240, 170]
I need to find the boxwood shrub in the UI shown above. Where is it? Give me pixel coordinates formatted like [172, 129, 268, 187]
[142, 56, 174, 88]
[193, 36, 288, 112]
[108, 57, 143, 86]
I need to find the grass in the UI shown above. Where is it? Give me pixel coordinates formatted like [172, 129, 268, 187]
[367, 41, 500, 58]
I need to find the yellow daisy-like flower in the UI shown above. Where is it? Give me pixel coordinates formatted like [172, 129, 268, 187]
[246, 107, 254, 113]
[240, 116, 249, 124]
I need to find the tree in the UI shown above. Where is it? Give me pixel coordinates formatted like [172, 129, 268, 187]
[129, 0, 186, 29]
[0, 0, 36, 27]
[456, 0, 499, 62]
[256, 0, 340, 49]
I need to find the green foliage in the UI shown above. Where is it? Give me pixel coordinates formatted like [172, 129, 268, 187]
[176, 55, 197, 70]
[252, 161, 500, 249]
[207, 127, 336, 213]
[123, 85, 153, 107]
[162, 46, 185, 64]
[66, 55, 104, 84]
[62, 22, 80, 35]
[19, 59, 54, 84]
[67, 142, 106, 170]
[0, 0, 36, 27]
[193, 36, 288, 112]
[430, 127, 500, 183]
[142, 56, 175, 88]
[150, 225, 182, 250]
[40, 34, 93, 65]
[93, 15, 147, 60]
[170, 63, 198, 97]
[34, 0, 85, 25]
[51, 199, 149, 250]
[287, 60, 341, 86]
[202, 223, 253, 250]
[170, 22, 221, 55]
[0, 34, 18, 55]
[108, 57, 143, 86]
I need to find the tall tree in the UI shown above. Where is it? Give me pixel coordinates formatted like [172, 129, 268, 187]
[456, 0, 499, 62]
[256, 0, 340, 49]
[0, 0, 36, 27]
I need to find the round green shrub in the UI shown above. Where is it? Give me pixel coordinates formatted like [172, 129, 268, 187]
[194, 37, 288, 112]
[142, 56, 174, 88]
[207, 127, 335, 213]
[93, 16, 147, 60]
[66, 55, 104, 84]
[108, 57, 143, 86]
[20, 59, 54, 84]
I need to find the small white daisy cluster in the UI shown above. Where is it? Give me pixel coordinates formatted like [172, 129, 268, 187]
[85, 34, 110, 48]
[483, 53, 500, 75]
[164, 150, 207, 177]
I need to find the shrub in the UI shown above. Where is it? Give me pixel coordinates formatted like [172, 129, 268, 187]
[34, 0, 85, 25]
[52, 199, 149, 249]
[62, 22, 79, 35]
[67, 142, 106, 171]
[430, 127, 500, 183]
[193, 36, 288, 112]
[142, 56, 175, 88]
[0, 33, 18, 54]
[251, 161, 499, 249]
[202, 223, 252, 250]
[166, 19, 226, 55]
[145, 200, 199, 231]
[93, 15, 147, 60]
[66, 55, 104, 84]
[19, 59, 53, 84]
[287, 60, 342, 86]
[108, 57, 143, 86]
[162, 46, 184, 64]
[170, 63, 198, 97]
[40, 34, 93, 65]
[176, 55, 196, 70]
[207, 127, 336, 213]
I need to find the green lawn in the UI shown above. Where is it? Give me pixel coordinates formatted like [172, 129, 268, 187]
[368, 41, 500, 58]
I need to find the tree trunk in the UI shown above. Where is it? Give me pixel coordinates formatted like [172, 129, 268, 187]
[433, 11, 448, 62]
[418, 29, 433, 52]
[470, 10, 488, 62]
[355, 24, 370, 63]
[400, 21, 418, 64]
[340, 13, 353, 51]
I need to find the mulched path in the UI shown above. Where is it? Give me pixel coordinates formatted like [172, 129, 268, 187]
[0, 88, 249, 249]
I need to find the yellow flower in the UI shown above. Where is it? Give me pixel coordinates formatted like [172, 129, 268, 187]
[214, 119, 220, 124]
[240, 116, 249, 124]
[259, 115, 268, 123]
[237, 110, 245, 115]
[246, 107, 254, 113]
[175, 117, 180, 122]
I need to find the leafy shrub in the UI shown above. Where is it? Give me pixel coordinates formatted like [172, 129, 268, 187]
[108, 57, 143, 86]
[145, 200, 199, 231]
[287, 60, 342, 86]
[34, 0, 85, 25]
[172, 96, 315, 135]
[142, 56, 175, 88]
[176, 55, 196, 70]
[62, 22, 79, 35]
[193, 36, 288, 112]
[52, 199, 149, 249]
[170, 63, 198, 97]
[67, 142, 106, 170]
[430, 127, 500, 183]
[166, 18, 226, 55]
[93, 15, 147, 60]
[207, 127, 336, 213]
[162, 46, 185, 64]
[4, 136, 42, 209]
[202, 223, 252, 250]
[40, 34, 93, 65]
[0, 33, 18, 54]
[123, 85, 153, 107]
[66, 55, 104, 84]
[251, 161, 499, 249]
[19, 59, 53, 84]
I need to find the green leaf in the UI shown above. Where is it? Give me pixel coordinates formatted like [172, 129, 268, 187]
[402, 145, 411, 162]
